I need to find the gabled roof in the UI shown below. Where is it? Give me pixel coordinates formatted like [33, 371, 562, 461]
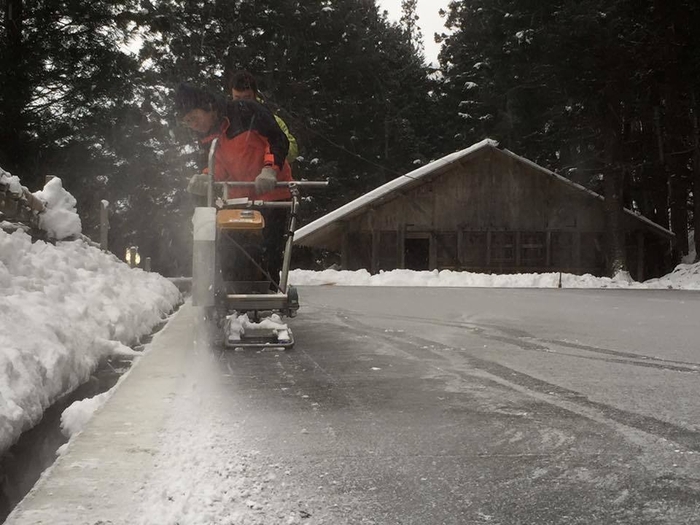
[295, 139, 674, 246]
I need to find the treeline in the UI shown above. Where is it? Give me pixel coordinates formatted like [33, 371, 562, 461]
[1, 0, 698, 275]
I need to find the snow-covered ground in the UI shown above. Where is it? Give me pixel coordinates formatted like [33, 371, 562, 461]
[0, 172, 182, 454]
[289, 262, 700, 290]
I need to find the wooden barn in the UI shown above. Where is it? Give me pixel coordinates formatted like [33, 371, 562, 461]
[295, 139, 674, 280]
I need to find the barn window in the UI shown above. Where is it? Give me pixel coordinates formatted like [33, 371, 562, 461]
[520, 232, 546, 267]
[436, 232, 459, 269]
[491, 232, 515, 267]
[463, 232, 487, 267]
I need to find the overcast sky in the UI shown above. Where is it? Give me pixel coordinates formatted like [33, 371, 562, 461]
[376, 0, 452, 66]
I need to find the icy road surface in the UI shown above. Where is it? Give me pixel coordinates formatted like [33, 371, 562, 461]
[8, 287, 700, 524]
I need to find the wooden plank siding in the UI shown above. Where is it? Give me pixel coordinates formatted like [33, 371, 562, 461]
[328, 147, 670, 279]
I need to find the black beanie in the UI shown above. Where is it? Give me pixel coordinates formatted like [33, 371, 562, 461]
[174, 82, 218, 116]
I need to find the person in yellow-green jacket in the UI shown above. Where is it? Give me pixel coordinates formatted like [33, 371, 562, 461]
[226, 70, 299, 163]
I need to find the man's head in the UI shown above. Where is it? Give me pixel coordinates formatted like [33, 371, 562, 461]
[227, 70, 258, 101]
[174, 83, 220, 134]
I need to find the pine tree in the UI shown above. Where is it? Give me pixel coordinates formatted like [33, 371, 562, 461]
[400, 0, 423, 55]
[0, 0, 141, 183]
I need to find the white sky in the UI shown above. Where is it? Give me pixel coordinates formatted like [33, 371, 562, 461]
[377, 0, 452, 66]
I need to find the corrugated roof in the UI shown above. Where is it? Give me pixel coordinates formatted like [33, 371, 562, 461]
[295, 139, 674, 245]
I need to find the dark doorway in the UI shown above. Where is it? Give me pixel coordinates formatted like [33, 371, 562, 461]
[404, 237, 430, 270]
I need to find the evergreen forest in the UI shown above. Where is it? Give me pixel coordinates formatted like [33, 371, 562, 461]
[1, 0, 699, 276]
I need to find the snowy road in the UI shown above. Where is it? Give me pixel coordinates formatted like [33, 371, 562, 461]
[8, 287, 700, 524]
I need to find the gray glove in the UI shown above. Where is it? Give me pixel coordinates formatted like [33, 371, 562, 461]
[187, 173, 209, 196]
[254, 166, 278, 195]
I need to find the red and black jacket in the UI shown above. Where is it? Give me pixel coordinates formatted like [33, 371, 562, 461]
[201, 99, 293, 201]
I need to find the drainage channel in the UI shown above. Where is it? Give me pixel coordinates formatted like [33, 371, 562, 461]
[0, 316, 173, 524]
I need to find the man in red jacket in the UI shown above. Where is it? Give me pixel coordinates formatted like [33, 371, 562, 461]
[175, 82, 293, 286]
[175, 82, 293, 200]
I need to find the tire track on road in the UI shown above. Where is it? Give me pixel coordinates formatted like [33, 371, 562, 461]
[337, 309, 700, 374]
[331, 309, 700, 454]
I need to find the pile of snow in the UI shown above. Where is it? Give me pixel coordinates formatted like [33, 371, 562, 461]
[644, 262, 700, 290]
[1, 170, 81, 240]
[60, 390, 112, 439]
[289, 263, 700, 290]
[33, 177, 82, 239]
[0, 228, 181, 453]
[225, 312, 290, 344]
[0, 167, 23, 194]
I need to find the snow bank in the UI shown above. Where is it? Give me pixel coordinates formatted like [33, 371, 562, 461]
[1, 170, 80, 240]
[0, 228, 182, 453]
[0, 167, 23, 194]
[33, 177, 82, 239]
[643, 262, 700, 290]
[289, 263, 700, 290]
[289, 268, 619, 288]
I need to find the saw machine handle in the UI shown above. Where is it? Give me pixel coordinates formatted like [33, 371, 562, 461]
[215, 181, 329, 209]
[215, 181, 329, 189]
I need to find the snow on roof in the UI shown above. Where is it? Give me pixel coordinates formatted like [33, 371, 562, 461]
[295, 138, 498, 244]
[295, 138, 674, 245]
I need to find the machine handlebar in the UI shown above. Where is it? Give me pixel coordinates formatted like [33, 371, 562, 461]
[214, 181, 329, 188]
[205, 138, 327, 207]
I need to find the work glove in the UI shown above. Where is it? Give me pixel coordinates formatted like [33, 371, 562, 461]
[254, 166, 278, 195]
[187, 173, 209, 196]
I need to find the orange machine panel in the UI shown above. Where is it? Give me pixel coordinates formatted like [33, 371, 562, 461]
[216, 209, 265, 231]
